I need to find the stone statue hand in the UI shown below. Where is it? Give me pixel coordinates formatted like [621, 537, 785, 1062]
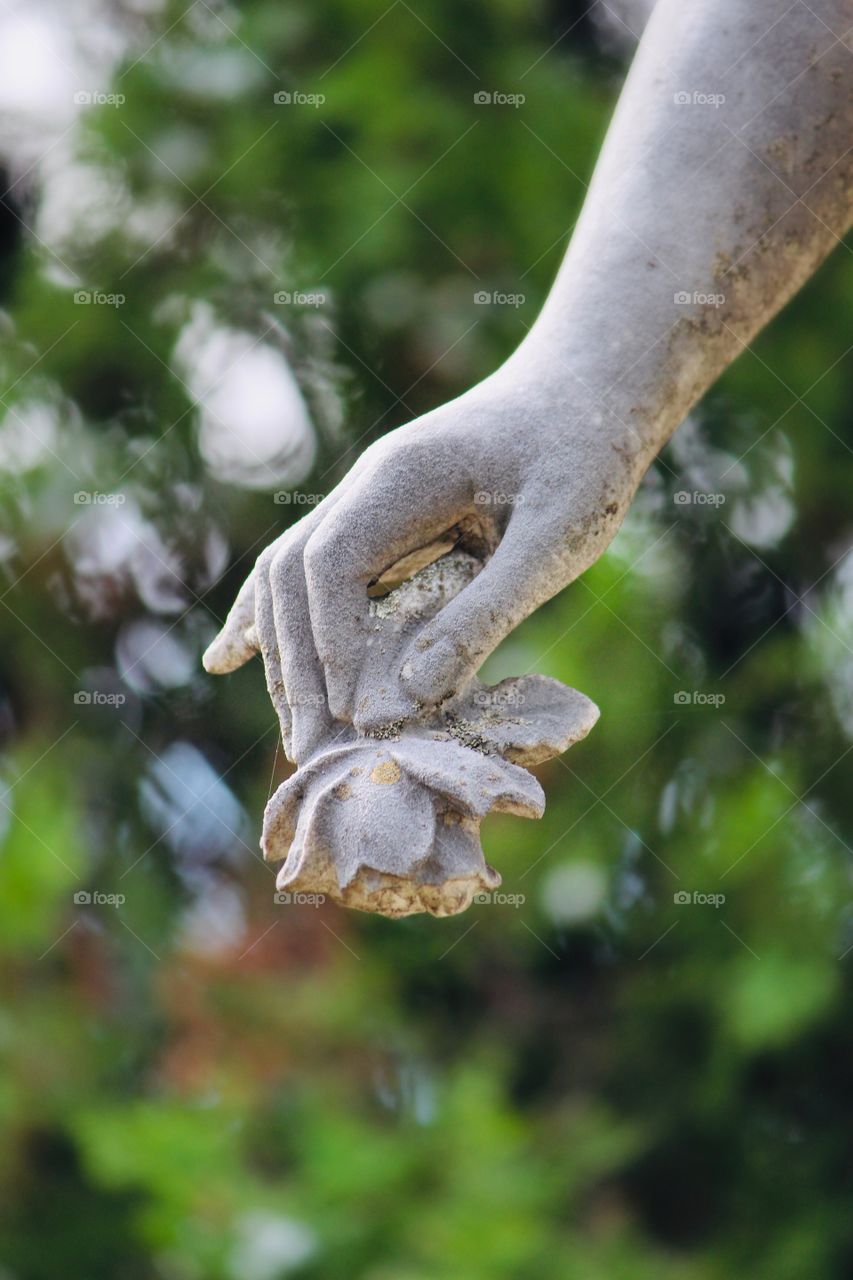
[203, 368, 640, 758]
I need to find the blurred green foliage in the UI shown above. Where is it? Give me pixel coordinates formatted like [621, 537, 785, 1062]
[0, 0, 852, 1277]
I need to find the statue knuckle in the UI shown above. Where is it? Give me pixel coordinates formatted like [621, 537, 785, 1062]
[255, 545, 278, 577]
[304, 526, 340, 579]
[269, 540, 302, 590]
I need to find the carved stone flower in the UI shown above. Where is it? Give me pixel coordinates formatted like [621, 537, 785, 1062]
[264, 669, 598, 918]
[242, 545, 600, 918]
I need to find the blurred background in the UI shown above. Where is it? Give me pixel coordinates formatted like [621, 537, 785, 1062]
[1, 0, 852, 1276]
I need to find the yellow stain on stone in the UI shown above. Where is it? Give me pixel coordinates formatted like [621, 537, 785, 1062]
[371, 760, 402, 785]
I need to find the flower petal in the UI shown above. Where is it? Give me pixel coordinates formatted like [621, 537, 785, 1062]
[394, 733, 545, 819]
[312, 755, 436, 889]
[262, 749, 355, 864]
[447, 675, 600, 766]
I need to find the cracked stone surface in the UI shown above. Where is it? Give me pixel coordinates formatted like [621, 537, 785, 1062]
[262, 548, 599, 918]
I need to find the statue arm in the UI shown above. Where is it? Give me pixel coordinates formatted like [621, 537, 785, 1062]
[205, 0, 853, 741]
[508, 0, 853, 459]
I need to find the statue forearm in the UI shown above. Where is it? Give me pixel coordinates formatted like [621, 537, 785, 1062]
[507, 0, 853, 465]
